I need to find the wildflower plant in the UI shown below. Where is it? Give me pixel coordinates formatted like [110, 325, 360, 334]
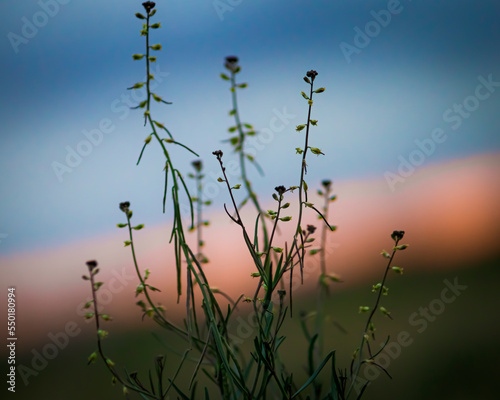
[81, 2, 409, 399]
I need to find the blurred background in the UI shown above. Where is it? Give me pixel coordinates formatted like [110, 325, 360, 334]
[1, 0, 499, 398]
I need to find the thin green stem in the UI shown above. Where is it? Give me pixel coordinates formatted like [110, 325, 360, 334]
[346, 238, 402, 399]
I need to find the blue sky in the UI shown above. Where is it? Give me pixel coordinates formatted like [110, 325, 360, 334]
[0, 0, 499, 255]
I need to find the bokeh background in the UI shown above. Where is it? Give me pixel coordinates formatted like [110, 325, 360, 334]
[1, 0, 499, 398]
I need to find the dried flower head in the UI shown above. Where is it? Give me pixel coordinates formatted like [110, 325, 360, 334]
[212, 150, 223, 160]
[86, 260, 98, 272]
[225, 56, 239, 72]
[306, 70, 318, 82]
[274, 185, 286, 196]
[391, 230, 405, 242]
[142, 1, 156, 13]
[192, 160, 203, 172]
[119, 202, 130, 213]
[307, 225, 317, 234]
[321, 180, 332, 189]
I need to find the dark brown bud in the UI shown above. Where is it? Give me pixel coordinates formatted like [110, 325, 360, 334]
[274, 185, 286, 196]
[192, 160, 202, 172]
[391, 230, 405, 242]
[321, 180, 332, 189]
[212, 150, 223, 160]
[142, 2, 156, 13]
[306, 70, 318, 82]
[307, 225, 317, 234]
[86, 260, 98, 272]
[225, 56, 239, 72]
[119, 202, 130, 213]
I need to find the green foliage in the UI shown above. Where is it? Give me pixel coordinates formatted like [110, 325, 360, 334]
[80, 3, 409, 399]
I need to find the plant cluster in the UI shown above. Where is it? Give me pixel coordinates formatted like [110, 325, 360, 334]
[81, 2, 409, 399]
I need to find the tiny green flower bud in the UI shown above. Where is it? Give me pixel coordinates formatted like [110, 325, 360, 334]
[144, 135, 152, 144]
[153, 120, 165, 129]
[310, 147, 324, 155]
[296, 124, 306, 132]
[101, 314, 112, 321]
[304, 202, 314, 208]
[251, 272, 260, 277]
[217, 177, 224, 182]
[296, 147, 304, 154]
[83, 300, 93, 308]
[135, 13, 146, 19]
[392, 266, 404, 274]
[220, 73, 230, 80]
[308, 100, 313, 106]
[152, 93, 162, 102]
[124, 241, 132, 247]
[301, 91, 310, 100]
[380, 306, 392, 319]
[303, 76, 311, 84]
[314, 87, 326, 93]
[150, 23, 161, 29]
[97, 328, 108, 339]
[84, 312, 94, 319]
[282, 202, 290, 209]
[310, 120, 318, 126]
[328, 274, 342, 282]
[87, 352, 97, 364]
[381, 250, 390, 258]
[394, 244, 408, 250]
[132, 54, 145, 60]
[232, 184, 241, 189]
[279, 216, 292, 222]
[310, 249, 320, 255]
[330, 225, 337, 231]
[132, 224, 144, 230]
[150, 44, 162, 51]
[128, 82, 145, 90]
[238, 83, 248, 88]
[148, 56, 157, 62]
[106, 358, 115, 367]
[272, 247, 283, 253]
[359, 306, 370, 313]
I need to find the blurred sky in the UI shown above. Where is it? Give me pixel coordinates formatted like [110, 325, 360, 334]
[1, 0, 499, 255]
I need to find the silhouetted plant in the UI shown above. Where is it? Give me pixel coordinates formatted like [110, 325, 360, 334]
[81, 2, 408, 399]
